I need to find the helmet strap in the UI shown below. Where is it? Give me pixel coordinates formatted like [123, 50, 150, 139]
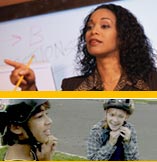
[17, 123, 41, 160]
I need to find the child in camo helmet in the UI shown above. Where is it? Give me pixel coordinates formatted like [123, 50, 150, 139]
[87, 99, 139, 160]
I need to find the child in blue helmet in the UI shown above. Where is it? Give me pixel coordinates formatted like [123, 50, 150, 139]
[87, 99, 139, 160]
[0, 99, 57, 160]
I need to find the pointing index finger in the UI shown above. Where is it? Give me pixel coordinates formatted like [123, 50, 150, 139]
[4, 59, 25, 69]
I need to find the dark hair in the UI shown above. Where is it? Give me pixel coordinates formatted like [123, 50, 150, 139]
[76, 3, 156, 84]
[1, 100, 50, 146]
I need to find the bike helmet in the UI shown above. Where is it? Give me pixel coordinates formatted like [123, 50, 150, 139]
[0, 103, 7, 136]
[6, 99, 49, 124]
[103, 99, 135, 115]
[0, 99, 49, 147]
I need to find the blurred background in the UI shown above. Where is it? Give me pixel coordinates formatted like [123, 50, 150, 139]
[49, 99, 157, 160]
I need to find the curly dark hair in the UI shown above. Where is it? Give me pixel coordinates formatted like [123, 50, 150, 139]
[76, 3, 156, 84]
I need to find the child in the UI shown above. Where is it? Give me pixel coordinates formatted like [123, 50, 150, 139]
[0, 99, 57, 160]
[87, 99, 139, 160]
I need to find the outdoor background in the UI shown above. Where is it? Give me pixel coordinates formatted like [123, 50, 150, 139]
[49, 99, 157, 160]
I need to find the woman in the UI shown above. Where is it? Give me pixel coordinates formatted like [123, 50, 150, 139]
[62, 4, 157, 90]
[0, 99, 57, 160]
[5, 4, 157, 91]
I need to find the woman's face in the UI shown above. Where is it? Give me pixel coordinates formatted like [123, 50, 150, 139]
[106, 108, 128, 131]
[85, 8, 119, 57]
[28, 106, 52, 143]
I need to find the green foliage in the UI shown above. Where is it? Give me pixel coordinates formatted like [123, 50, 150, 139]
[0, 146, 7, 160]
[0, 146, 87, 161]
[52, 152, 87, 161]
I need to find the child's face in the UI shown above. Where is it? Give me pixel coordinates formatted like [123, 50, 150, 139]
[106, 108, 128, 131]
[28, 106, 52, 143]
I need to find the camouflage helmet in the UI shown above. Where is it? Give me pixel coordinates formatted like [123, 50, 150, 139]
[103, 99, 135, 115]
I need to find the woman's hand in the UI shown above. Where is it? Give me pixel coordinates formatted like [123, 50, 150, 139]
[36, 135, 58, 161]
[4, 59, 37, 91]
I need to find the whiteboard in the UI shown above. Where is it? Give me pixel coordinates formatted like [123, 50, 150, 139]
[0, 0, 157, 90]
[0, 62, 56, 91]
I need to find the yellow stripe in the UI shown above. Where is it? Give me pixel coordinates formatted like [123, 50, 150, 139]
[0, 91, 157, 98]
[18, 161, 157, 162]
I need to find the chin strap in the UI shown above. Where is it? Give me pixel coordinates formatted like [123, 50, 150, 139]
[18, 123, 43, 160]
